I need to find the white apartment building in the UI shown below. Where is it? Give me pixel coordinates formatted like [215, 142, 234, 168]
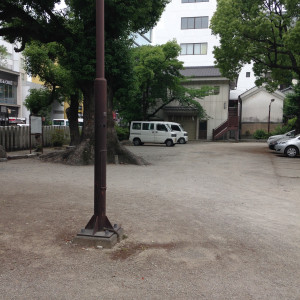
[151, 0, 255, 92]
[150, 0, 262, 140]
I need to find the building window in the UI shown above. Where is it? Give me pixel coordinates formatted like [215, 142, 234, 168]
[182, 0, 209, 3]
[181, 17, 209, 29]
[0, 82, 17, 105]
[180, 43, 207, 55]
[213, 86, 220, 95]
[246, 72, 251, 77]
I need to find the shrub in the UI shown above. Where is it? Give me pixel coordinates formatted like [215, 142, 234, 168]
[270, 117, 297, 135]
[253, 129, 269, 139]
[51, 129, 65, 147]
[115, 125, 129, 141]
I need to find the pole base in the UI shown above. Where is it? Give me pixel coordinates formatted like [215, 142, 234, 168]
[73, 225, 124, 249]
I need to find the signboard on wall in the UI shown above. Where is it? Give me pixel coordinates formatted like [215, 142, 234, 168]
[30, 115, 42, 134]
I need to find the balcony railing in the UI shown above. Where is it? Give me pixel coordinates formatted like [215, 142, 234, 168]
[0, 98, 18, 105]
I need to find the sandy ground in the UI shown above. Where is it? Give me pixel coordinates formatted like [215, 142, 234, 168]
[0, 142, 300, 300]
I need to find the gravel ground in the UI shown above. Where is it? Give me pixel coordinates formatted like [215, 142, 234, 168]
[0, 142, 300, 300]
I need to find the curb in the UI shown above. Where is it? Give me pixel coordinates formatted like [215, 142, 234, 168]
[7, 153, 39, 160]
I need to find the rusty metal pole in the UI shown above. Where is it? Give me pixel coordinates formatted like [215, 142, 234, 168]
[84, 0, 112, 233]
[74, 0, 122, 246]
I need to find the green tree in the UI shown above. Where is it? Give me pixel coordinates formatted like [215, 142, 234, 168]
[24, 41, 82, 145]
[24, 88, 52, 122]
[0, 0, 169, 163]
[210, 0, 300, 132]
[0, 45, 7, 63]
[116, 41, 211, 122]
[283, 84, 300, 132]
[210, 0, 300, 86]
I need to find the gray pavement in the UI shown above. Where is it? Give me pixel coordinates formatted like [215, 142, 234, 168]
[0, 142, 299, 299]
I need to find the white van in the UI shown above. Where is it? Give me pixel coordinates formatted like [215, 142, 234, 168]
[52, 118, 83, 126]
[164, 122, 188, 144]
[129, 121, 177, 147]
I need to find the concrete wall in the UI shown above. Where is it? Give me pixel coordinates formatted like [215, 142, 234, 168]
[241, 89, 283, 123]
[241, 123, 282, 136]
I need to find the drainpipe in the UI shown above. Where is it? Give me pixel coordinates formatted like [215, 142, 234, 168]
[238, 96, 242, 140]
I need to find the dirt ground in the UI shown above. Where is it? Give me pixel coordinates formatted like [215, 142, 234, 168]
[0, 142, 300, 299]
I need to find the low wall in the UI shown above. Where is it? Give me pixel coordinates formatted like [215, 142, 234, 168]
[0, 126, 70, 151]
[241, 122, 282, 136]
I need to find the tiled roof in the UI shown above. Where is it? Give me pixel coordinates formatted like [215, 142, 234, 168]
[180, 66, 222, 78]
[163, 106, 198, 115]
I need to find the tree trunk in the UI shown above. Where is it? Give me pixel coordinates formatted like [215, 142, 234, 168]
[296, 111, 300, 135]
[66, 91, 81, 146]
[107, 86, 148, 165]
[41, 82, 147, 165]
[81, 82, 95, 141]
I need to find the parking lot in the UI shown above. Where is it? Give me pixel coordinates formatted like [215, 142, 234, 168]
[0, 142, 300, 299]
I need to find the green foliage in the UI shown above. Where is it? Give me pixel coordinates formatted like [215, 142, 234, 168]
[284, 84, 300, 118]
[0, 45, 7, 63]
[35, 144, 43, 152]
[210, 0, 300, 89]
[24, 88, 52, 121]
[51, 129, 65, 147]
[253, 129, 269, 140]
[116, 40, 211, 122]
[115, 125, 129, 141]
[272, 117, 297, 135]
[0, 0, 171, 149]
[24, 41, 74, 95]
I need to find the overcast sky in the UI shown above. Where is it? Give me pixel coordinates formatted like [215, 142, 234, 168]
[55, 1, 66, 10]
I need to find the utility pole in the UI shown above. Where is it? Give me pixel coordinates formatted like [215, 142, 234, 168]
[268, 99, 275, 134]
[74, 0, 122, 248]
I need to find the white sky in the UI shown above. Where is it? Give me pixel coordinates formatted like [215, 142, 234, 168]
[54, 1, 66, 10]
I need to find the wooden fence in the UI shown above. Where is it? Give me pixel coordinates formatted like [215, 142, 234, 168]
[0, 126, 70, 151]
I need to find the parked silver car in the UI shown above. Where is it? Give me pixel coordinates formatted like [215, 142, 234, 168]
[274, 134, 300, 157]
[267, 130, 295, 150]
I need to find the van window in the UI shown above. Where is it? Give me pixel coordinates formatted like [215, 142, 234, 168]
[171, 124, 181, 131]
[142, 123, 154, 130]
[132, 122, 141, 130]
[157, 124, 168, 132]
[53, 119, 67, 126]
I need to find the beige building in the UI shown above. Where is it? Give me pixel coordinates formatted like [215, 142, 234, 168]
[155, 66, 233, 140]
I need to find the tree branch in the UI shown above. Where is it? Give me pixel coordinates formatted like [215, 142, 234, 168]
[146, 96, 176, 119]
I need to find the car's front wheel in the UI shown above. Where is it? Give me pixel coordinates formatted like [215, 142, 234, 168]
[178, 137, 186, 144]
[285, 146, 299, 158]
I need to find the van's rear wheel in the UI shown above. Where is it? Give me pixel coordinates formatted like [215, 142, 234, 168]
[133, 138, 142, 146]
[166, 139, 174, 147]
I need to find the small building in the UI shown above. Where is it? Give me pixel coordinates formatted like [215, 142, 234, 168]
[154, 66, 234, 140]
[238, 86, 285, 136]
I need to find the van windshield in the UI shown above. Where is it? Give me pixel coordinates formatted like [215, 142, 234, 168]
[170, 124, 182, 132]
